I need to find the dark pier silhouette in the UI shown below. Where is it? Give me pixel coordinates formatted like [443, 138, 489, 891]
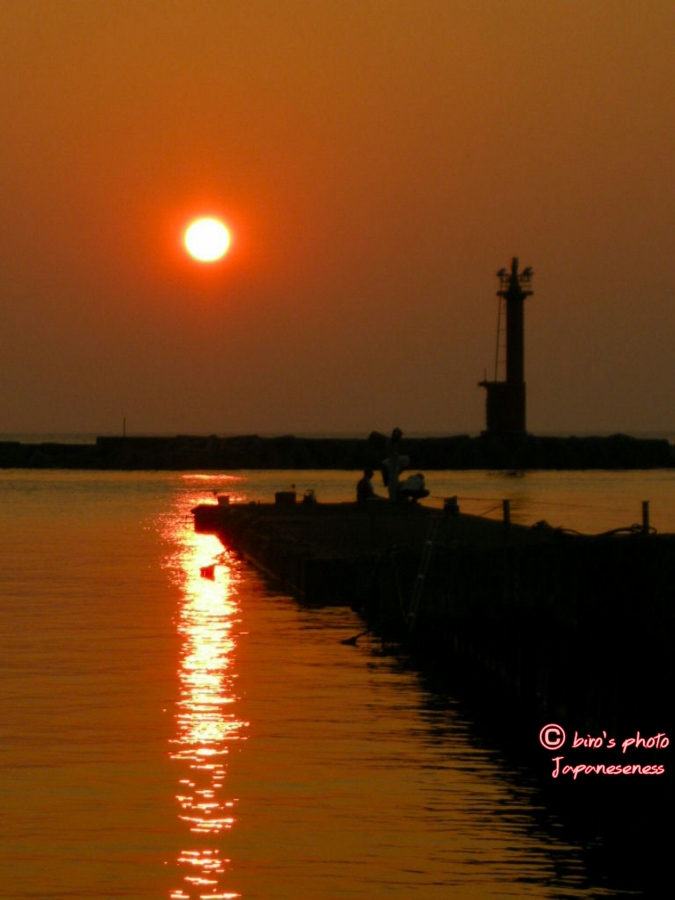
[193, 495, 673, 730]
[193, 493, 673, 896]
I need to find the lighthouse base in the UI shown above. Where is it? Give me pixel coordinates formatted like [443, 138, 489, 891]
[479, 380, 526, 434]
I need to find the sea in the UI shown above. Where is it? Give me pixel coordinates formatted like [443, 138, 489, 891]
[1, 464, 673, 899]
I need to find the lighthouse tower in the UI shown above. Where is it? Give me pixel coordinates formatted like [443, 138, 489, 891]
[479, 258, 533, 434]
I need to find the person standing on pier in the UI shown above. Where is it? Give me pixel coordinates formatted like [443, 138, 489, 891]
[382, 427, 409, 501]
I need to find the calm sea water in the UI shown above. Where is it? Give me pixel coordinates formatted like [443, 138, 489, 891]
[1, 468, 673, 899]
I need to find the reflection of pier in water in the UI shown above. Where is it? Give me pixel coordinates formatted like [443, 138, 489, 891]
[165, 504, 247, 900]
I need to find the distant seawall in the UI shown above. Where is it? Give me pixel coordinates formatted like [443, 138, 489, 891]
[0, 432, 673, 470]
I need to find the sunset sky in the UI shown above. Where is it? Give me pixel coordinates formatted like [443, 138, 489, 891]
[1, 0, 674, 438]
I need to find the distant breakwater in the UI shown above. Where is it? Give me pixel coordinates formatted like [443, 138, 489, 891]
[1, 432, 673, 471]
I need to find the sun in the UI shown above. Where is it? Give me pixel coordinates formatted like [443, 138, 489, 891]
[184, 218, 231, 262]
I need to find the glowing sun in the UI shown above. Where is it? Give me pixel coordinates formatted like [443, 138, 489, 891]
[184, 217, 231, 262]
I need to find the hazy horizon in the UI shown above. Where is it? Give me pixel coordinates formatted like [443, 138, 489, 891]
[3, 428, 675, 445]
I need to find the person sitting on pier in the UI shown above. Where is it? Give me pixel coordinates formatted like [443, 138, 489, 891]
[397, 472, 430, 503]
[356, 467, 382, 503]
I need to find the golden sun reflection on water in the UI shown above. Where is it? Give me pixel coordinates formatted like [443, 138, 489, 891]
[165, 498, 247, 900]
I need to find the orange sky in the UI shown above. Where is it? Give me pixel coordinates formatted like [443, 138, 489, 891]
[1, 0, 674, 437]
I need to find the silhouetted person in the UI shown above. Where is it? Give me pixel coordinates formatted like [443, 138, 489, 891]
[356, 468, 377, 503]
[382, 427, 409, 501]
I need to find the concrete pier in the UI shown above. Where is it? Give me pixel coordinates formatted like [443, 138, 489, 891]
[193, 497, 675, 621]
[194, 495, 674, 777]
[193, 497, 674, 735]
[193, 495, 674, 887]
